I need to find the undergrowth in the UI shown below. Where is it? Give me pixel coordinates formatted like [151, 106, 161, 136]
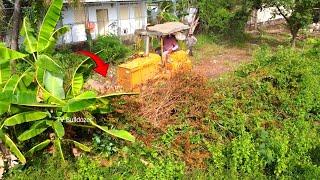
[5, 40, 320, 179]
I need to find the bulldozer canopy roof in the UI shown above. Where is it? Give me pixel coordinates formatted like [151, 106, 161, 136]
[138, 22, 189, 36]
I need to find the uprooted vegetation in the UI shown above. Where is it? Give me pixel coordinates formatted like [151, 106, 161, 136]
[118, 73, 214, 169]
[130, 73, 212, 128]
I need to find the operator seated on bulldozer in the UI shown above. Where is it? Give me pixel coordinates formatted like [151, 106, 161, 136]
[155, 34, 179, 63]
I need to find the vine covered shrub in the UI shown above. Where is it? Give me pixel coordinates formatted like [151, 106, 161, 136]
[92, 35, 130, 65]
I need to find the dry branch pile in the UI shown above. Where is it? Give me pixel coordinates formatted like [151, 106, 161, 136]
[113, 72, 215, 169]
[131, 72, 213, 130]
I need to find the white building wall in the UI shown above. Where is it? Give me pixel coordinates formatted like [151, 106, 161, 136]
[62, 7, 87, 43]
[256, 7, 284, 23]
[87, 4, 118, 39]
[61, 1, 147, 43]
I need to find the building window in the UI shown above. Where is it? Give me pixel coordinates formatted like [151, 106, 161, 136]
[74, 6, 85, 24]
[96, 9, 109, 35]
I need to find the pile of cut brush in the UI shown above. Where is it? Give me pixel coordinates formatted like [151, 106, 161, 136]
[123, 72, 213, 130]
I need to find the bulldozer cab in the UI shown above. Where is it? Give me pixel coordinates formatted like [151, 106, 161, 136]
[117, 22, 192, 91]
[135, 22, 190, 65]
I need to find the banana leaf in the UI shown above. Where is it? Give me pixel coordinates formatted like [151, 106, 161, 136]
[97, 92, 139, 99]
[36, 68, 66, 105]
[36, 55, 63, 75]
[70, 50, 102, 97]
[0, 130, 26, 164]
[52, 121, 65, 139]
[62, 91, 97, 112]
[87, 118, 135, 142]
[37, 0, 64, 52]
[44, 26, 70, 53]
[20, 17, 37, 53]
[26, 139, 51, 156]
[21, 72, 34, 88]
[43, 71, 65, 100]
[70, 73, 83, 96]
[0, 91, 11, 115]
[65, 139, 91, 152]
[2, 75, 19, 92]
[2, 111, 48, 127]
[11, 91, 37, 105]
[0, 62, 10, 86]
[2, 68, 32, 93]
[54, 139, 65, 162]
[62, 99, 96, 113]
[18, 121, 50, 141]
[0, 44, 27, 64]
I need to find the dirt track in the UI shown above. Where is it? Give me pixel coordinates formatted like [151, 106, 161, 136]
[192, 47, 252, 78]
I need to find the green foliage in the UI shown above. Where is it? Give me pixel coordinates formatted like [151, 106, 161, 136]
[104, 143, 186, 179]
[91, 36, 130, 65]
[37, 0, 64, 52]
[262, 0, 319, 45]
[157, 4, 179, 23]
[160, 126, 177, 146]
[0, 130, 26, 165]
[4, 154, 73, 180]
[0, 44, 27, 64]
[5, 42, 320, 179]
[6, 145, 187, 179]
[204, 46, 320, 178]
[305, 38, 320, 58]
[198, 0, 255, 38]
[92, 133, 118, 156]
[0, 0, 136, 166]
[72, 156, 107, 180]
[1, 111, 48, 127]
[198, 1, 233, 34]
[145, 157, 185, 180]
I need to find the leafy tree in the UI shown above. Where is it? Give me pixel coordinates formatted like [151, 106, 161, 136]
[263, 0, 319, 47]
[197, 0, 258, 38]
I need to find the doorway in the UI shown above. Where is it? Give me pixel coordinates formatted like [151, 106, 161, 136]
[96, 9, 109, 36]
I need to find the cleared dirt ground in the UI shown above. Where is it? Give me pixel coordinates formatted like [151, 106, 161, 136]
[192, 46, 252, 78]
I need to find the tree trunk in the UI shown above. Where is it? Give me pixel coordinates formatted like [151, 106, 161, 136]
[10, 0, 21, 50]
[290, 27, 299, 48]
[10, 0, 21, 73]
[291, 34, 297, 48]
[252, 9, 258, 31]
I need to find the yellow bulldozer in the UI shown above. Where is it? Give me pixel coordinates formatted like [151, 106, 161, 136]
[117, 22, 193, 91]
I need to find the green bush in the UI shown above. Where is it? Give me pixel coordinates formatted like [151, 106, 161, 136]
[92, 133, 119, 157]
[91, 36, 130, 65]
[72, 156, 108, 180]
[198, 0, 253, 38]
[5, 155, 73, 180]
[305, 38, 320, 59]
[204, 46, 320, 178]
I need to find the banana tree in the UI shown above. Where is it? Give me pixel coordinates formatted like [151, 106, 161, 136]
[0, 0, 136, 164]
